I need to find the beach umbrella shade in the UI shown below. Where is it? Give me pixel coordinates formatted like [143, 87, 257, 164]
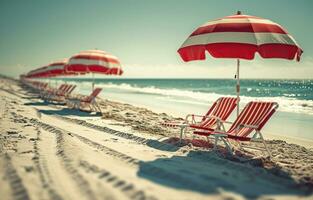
[26, 59, 71, 78]
[25, 59, 76, 88]
[26, 66, 51, 78]
[45, 59, 76, 87]
[178, 11, 303, 116]
[45, 59, 70, 77]
[65, 49, 123, 90]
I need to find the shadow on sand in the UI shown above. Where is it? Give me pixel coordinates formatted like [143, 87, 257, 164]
[146, 137, 214, 152]
[24, 101, 64, 106]
[38, 108, 102, 117]
[137, 150, 311, 199]
[146, 138, 183, 152]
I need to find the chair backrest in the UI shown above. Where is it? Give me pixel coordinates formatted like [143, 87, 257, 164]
[58, 84, 66, 91]
[199, 97, 238, 128]
[61, 85, 73, 95]
[67, 85, 76, 95]
[227, 101, 278, 137]
[58, 84, 69, 95]
[85, 88, 102, 102]
[41, 83, 48, 89]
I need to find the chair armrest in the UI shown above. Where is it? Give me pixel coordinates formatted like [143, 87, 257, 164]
[185, 114, 205, 123]
[186, 114, 224, 122]
[211, 132, 228, 137]
[161, 121, 189, 128]
[202, 116, 233, 125]
[238, 124, 259, 129]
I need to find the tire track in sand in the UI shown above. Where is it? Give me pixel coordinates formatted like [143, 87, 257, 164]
[26, 116, 211, 194]
[32, 126, 64, 200]
[2, 153, 30, 200]
[29, 118, 160, 200]
[10, 112, 97, 200]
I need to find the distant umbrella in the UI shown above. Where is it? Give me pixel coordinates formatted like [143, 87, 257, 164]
[45, 59, 69, 77]
[26, 66, 50, 78]
[65, 49, 123, 90]
[25, 59, 74, 79]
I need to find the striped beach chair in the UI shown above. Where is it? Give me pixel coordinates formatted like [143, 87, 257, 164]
[50, 85, 77, 102]
[65, 85, 76, 97]
[194, 101, 279, 156]
[162, 97, 238, 142]
[41, 84, 66, 99]
[44, 84, 69, 100]
[67, 88, 103, 113]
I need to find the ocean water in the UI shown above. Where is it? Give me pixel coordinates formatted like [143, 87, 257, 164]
[50, 78, 313, 141]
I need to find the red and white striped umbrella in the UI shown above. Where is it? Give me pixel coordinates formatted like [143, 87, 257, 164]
[65, 49, 123, 75]
[26, 66, 50, 78]
[66, 49, 123, 90]
[178, 11, 303, 115]
[26, 59, 72, 78]
[45, 59, 69, 77]
[178, 12, 302, 61]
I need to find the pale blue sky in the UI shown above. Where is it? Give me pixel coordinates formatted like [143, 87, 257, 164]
[0, 0, 312, 78]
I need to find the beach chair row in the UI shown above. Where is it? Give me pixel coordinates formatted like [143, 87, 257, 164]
[21, 80, 103, 113]
[22, 80, 278, 157]
[162, 97, 279, 156]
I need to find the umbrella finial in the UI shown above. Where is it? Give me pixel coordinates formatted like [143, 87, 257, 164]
[237, 11, 242, 15]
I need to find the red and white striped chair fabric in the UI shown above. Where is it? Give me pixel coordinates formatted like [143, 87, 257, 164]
[65, 85, 76, 97]
[57, 85, 71, 96]
[189, 97, 238, 131]
[194, 101, 279, 155]
[226, 101, 278, 139]
[48, 85, 77, 102]
[42, 84, 66, 99]
[162, 97, 237, 130]
[82, 88, 102, 103]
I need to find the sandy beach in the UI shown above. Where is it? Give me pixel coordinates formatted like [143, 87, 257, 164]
[0, 75, 313, 200]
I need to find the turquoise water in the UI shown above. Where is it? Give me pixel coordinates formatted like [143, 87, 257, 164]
[49, 78, 313, 140]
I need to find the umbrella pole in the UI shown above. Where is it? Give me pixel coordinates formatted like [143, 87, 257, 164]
[236, 59, 240, 117]
[92, 73, 95, 91]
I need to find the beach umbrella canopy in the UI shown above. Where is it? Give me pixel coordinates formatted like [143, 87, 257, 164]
[45, 59, 70, 77]
[26, 59, 74, 78]
[26, 66, 50, 78]
[65, 49, 123, 90]
[65, 49, 123, 75]
[178, 11, 303, 115]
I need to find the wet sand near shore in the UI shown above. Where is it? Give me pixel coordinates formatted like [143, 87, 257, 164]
[0, 76, 312, 200]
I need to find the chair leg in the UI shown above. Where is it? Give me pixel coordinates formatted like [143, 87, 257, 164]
[222, 137, 233, 154]
[259, 131, 271, 157]
[214, 136, 218, 150]
[236, 141, 244, 150]
[77, 101, 82, 109]
[183, 127, 187, 139]
[95, 102, 102, 113]
[88, 104, 93, 112]
[262, 140, 271, 157]
[213, 136, 233, 154]
[179, 126, 185, 143]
